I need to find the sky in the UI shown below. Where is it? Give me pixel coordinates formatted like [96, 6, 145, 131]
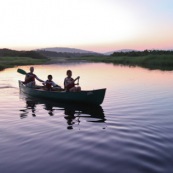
[0, 0, 173, 53]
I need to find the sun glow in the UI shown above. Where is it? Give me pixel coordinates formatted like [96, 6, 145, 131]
[0, 0, 173, 52]
[0, 0, 138, 51]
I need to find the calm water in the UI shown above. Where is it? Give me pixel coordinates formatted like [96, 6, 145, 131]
[0, 62, 173, 173]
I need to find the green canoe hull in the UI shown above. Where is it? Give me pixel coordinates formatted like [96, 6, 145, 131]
[19, 81, 106, 105]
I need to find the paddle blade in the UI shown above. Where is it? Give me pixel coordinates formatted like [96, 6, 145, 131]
[17, 68, 27, 75]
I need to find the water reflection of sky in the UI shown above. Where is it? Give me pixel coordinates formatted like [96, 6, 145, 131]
[1, 63, 173, 89]
[1, 62, 173, 114]
[1, 63, 173, 173]
[1, 63, 173, 100]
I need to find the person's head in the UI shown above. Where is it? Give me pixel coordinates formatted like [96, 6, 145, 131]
[67, 70, 72, 77]
[30, 67, 34, 73]
[48, 75, 53, 81]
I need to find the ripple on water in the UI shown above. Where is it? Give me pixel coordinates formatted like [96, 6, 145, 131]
[1, 64, 173, 173]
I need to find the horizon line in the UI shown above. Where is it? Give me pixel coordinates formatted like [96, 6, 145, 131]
[0, 46, 173, 54]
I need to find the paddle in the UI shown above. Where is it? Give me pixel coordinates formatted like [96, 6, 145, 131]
[75, 76, 80, 85]
[17, 68, 27, 75]
[77, 78, 80, 85]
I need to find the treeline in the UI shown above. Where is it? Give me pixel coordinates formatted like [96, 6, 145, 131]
[37, 50, 104, 58]
[0, 48, 48, 59]
[111, 50, 173, 57]
[0, 48, 104, 59]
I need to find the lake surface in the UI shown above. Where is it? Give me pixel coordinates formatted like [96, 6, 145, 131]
[0, 62, 173, 173]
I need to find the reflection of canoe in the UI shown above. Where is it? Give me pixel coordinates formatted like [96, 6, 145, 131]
[22, 96, 105, 118]
[20, 94, 106, 125]
[19, 80, 106, 105]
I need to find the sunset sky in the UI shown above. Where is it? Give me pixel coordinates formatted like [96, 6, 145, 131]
[0, 0, 173, 53]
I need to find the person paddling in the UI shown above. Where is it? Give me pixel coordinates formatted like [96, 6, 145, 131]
[24, 67, 44, 87]
[64, 70, 81, 92]
[43, 75, 61, 91]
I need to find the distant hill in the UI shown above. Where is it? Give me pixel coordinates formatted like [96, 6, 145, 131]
[36, 47, 104, 58]
[36, 47, 100, 54]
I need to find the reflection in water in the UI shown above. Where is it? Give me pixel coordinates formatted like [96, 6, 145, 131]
[2, 63, 173, 173]
[20, 100, 36, 118]
[19, 93, 105, 129]
[44, 103, 55, 116]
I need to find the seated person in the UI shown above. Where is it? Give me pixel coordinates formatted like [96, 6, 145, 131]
[64, 70, 81, 92]
[24, 67, 44, 87]
[43, 75, 61, 91]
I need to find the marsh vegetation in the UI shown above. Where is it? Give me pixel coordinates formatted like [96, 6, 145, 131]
[0, 57, 48, 70]
[1, 48, 173, 71]
[71, 50, 173, 70]
[0, 49, 48, 70]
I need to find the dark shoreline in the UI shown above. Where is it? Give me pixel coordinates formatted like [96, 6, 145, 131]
[1, 48, 173, 71]
[0, 57, 49, 71]
[1, 55, 173, 71]
[70, 54, 173, 71]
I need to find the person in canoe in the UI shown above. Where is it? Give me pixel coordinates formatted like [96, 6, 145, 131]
[64, 70, 81, 92]
[43, 75, 62, 91]
[24, 67, 44, 87]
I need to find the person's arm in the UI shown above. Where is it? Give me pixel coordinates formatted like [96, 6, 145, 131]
[73, 76, 80, 85]
[42, 81, 46, 86]
[35, 75, 44, 82]
[65, 77, 79, 85]
[74, 76, 80, 82]
[64, 78, 72, 89]
[52, 81, 61, 88]
[25, 74, 29, 81]
[64, 78, 68, 89]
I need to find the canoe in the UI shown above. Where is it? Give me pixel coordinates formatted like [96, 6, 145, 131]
[19, 80, 106, 105]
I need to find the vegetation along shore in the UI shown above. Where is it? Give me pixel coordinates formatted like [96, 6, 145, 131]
[0, 49, 49, 71]
[1, 48, 173, 71]
[71, 50, 173, 70]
